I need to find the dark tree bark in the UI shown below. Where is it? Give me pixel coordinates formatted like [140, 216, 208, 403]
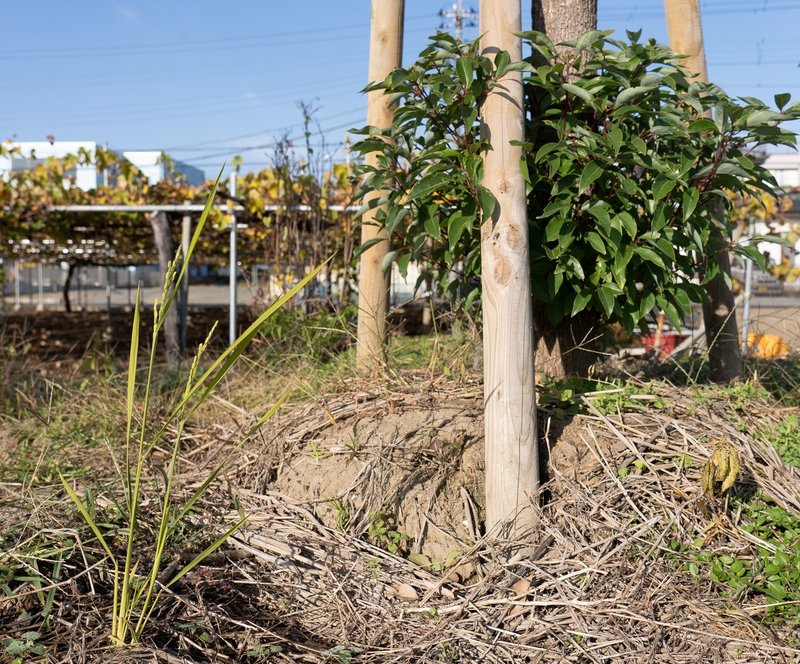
[62, 262, 76, 313]
[702, 232, 742, 383]
[531, 0, 599, 378]
[533, 304, 601, 378]
[149, 211, 180, 363]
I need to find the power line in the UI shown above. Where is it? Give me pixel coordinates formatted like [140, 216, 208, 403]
[0, 18, 434, 60]
[179, 119, 363, 163]
[439, 1, 477, 40]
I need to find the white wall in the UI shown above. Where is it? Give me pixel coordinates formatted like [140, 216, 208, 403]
[1, 141, 98, 190]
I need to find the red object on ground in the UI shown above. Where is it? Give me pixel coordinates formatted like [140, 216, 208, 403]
[641, 333, 686, 359]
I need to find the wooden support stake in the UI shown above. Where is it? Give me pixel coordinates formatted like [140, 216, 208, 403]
[356, 0, 404, 371]
[664, 0, 707, 82]
[480, 0, 538, 535]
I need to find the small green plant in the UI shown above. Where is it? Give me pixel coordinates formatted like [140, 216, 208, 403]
[330, 498, 352, 532]
[2, 631, 45, 663]
[677, 495, 800, 623]
[308, 441, 328, 461]
[367, 510, 410, 554]
[60, 175, 326, 646]
[761, 415, 800, 467]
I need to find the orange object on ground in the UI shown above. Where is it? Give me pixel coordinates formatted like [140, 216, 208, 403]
[747, 332, 789, 359]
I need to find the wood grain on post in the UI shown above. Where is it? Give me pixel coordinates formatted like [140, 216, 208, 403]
[356, 0, 404, 370]
[664, 0, 708, 82]
[480, 0, 538, 535]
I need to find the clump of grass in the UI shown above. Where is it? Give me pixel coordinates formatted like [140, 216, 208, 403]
[60, 175, 326, 646]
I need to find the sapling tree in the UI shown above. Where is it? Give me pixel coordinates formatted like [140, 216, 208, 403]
[352, 30, 800, 375]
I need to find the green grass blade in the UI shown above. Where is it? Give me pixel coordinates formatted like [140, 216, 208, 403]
[157, 169, 223, 320]
[125, 287, 141, 512]
[165, 515, 247, 589]
[173, 259, 330, 421]
[175, 391, 290, 523]
[59, 473, 116, 563]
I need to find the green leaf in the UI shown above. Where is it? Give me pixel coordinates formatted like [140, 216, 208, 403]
[562, 83, 594, 103]
[687, 118, 718, 133]
[616, 212, 637, 238]
[746, 109, 789, 127]
[652, 176, 676, 202]
[448, 214, 473, 251]
[579, 160, 604, 194]
[597, 284, 616, 317]
[406, 172, 451, 202]
[656, 295, 683, 330]
[477, 185, 496, 221]
[634, 246, 665, 269]
[607, 126, 623, 155]
[423, 215, 441, 240]
[775, 92, 791, 111]
[574, 30, 604, 54]
[571, 290, 592, 317]
[616, 85, 657, 106]
[682, 188, 700, 221]
[456, 57, 473, 87]
[586, 231, 606, 254]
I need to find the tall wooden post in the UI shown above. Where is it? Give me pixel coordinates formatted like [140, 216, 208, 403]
[356, 0, 404, 371]
[481, 0, 538, 535]
[664, 0, 707, 82]
[664, 0, 741, 382]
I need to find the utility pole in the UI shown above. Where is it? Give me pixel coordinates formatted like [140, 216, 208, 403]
[356, 0, 405, 371]
[440, 0, 478, 40]
[480, 0, 538, 536]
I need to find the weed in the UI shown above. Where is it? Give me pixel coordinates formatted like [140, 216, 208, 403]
[678, 495, 800, 623]
[367, 510, 410, 555]
[308, 441, 328, 461]
[538, 377, 666, 416]
[322, 645, 363, 663]
[60, 178, 326, 646]
[2, 630, 45, 663]
[330, 498, 352, 532]
[760, 415, 800, 467]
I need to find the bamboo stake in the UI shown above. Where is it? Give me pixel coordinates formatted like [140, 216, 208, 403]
[480, 0, 538, 535]
[356, 0, 405, 371]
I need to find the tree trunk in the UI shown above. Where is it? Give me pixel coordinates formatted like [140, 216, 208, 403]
[531, 0, 598, 377]
[356, 0, 404, 371]
[702, 238, 741, 382]
[532, 0, 597, 46]
[664, 0, 741, 382]
[481, 0, 538, 536]
[62, 262, 76, 313]
[533, 305, 600, 378]
[149, 211, 180, 363]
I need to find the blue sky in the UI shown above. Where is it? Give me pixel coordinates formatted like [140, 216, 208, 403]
[2, 1, 798, 179]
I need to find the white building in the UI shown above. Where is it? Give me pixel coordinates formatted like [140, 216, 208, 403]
[0, 140, 98, 190]
[763, 153, 800, 188]
[0, 141, 206, 191]
[123, 150, 205, 186]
